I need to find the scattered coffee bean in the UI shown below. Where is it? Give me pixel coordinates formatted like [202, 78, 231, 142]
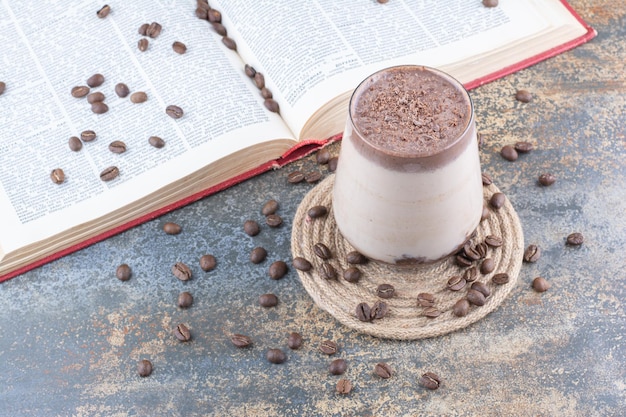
[261, 199, 279, 216]
[489, 192, 506, 209]
[538, 173, 556, 186]
[199, 254, 217, 271]
[87, 73, 105, 88]
[108, 140, 127, 154]
[374, 362, 393, 379]
[138, 23, 149, 36]
[208, 9, 222, 23]
[173, 323, 191, 342]
[370, 300, 388, 320]
[172, 262, 192, 281]
[452, 299, 470, 317]
[195, 7, 208, 19]
[492, 273, 510, 285]
[417, 292, 435, 307]
[244, 64, 256, 78]
[476, 242, 488, 259]
[99, 166, 119, 181]
[130, 91, 148, 103]
[138, 38, 149, 52]
[115, 83, 130, 98]
[482, 0, 498, 7]
[266, 214, 282, 227]
[514, 141, 534, 153]
[313, 243, 332, 260]
[137, 359, 153, 377]
[316, 149, 331, 165]
[222, 36, 237, 51]
[523, 244, 541, 262]
[346, 251, 368, 265]
[172, 41, 187, 54]
[71, 85, 90, 98]
[166, 105, 184, 119]
[480, 258, 495, 274]
[447, 275, 467, 291]
[336, 379, 353, 395]
[96, 4, 111, 18]
[177, 291, 193, 308]
[463, 266, 479, 283]
[471, 281, 491, 298]
[254, 72, 265, 89]
[329, 359, 347, 375]
[463, 243, 481, 261]
[250, 247, 267, 264]
[261, 87, 273, 99]
[343, 267, 361, 283]
[148, 136, 166, 148]
[419, 372, 441, 390]
[230, 334, 252, 348]
[68, 136, 82, 152]
[485, 235, 503, 247]
[515, 89, 533, 103]
[481, 205, 491, 221]
[481, 172, 493, 186]
[91, 101, 108, 114]
[266, 348, 287, 364]
[532, 276, 550, 292]
[319, 340, 338, 355]
[566, 232, 584, 246]
[264, 98, 279, 113]
[377, 0, 390, 4]
[163, 222, 182, 235]
[423, 307, 442, 318]
[147, 22, 162, 39]
[287, 171, 305, 183]
[376, 283, 395, 299]
[292, 257, 312, 272]
[87, 92, 105, 104]
[466, 289, 486, 306]
[501, 145, 518, 161]
[116, 263, 131, 281]
[356, 302, 371, 322]
[320, 262, 337, 280]
[243, 220, 260, 236]
[287, 332, 303, 350]
[456, 254, 473, 267]
[50, 168, 65, 184]
[0, 81, 6, 95]
[328, 156, 339, 172]
[211, 22, 227, 36]
[259, 293, 278, 307]
[269, 261, 288, 279]
[304, 171, 322, 183]
[308, 205, 328, 219]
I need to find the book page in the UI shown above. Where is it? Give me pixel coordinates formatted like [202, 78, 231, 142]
[212, 0, 588, 138]
[0, 0, 294, 253]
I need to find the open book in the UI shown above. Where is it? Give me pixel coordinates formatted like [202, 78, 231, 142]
[0, 0, 595, 282]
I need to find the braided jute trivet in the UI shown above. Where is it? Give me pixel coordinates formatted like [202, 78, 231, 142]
[291, 175, 524, 340]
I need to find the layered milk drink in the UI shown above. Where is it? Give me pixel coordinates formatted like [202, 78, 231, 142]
[332, 65, 483, 264]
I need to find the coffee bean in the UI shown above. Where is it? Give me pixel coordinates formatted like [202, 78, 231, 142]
[343, 267, 361, 283]
[313, 243, 332, 260]
[336, 379, 352, 395]
[532, 276, 550, 292]
[466, 289, 486, 306]
[456, 254, 473, 267]
[50, 168, 65, 184]
[136, 359, 153, 378]
[423, 307, 442, 318]
[292, 257, 312, 272]
[269, 261, 288, 280]
[68, 136, 82, 152]
[138, 38, 149, 52]
[148, 136, 165, 148]
[515, 89, 533, 103]
[130, 92, 147, 103]
[316, 149, 331, 165]
[523, 244, 541, 262]
[211, 22, 227, 36]
[172, 262, 192, 281]
[304, 171, 322, 183]
[230, 334, 252, 348]
[195, 7, 208, 20]
[163, 222, 182, 235]
[480, 258, 495, 274]
[0, 81, 6, 95]
[115, 83, 130, 98]
[172, 41, 187, 54]
[116, 263, 131, 281]
[108, 140, 127, 154]
[463, 243, 481, 261]
[319, 340, 338, 355]
[138, 23, 149, 36]
[173, 323, 191, 342]
[166, 105, 184, 119]
[447, 275, 466, 291]
[328, 156, 339, 172]
[476, 242, 488, 259]
[370, 300, 388, 320]
[308, 205, 328, 219]
[222, 36, 237, 51]
[463, 266, 479, 283]
[71, 86, 90, 98]
[417, 292, 435, 307]
[377, 0, 389, 4]
[254, 72, 265, 89]
[147, 22, 162, 39]
[177, 291, 193, 308]
[287, 170, 305, 183]
[485, 235, 503, 247]
[80, 130, 97, 142]
[266, 348, 287, 364]
[514, 141, 534, 153]
[566, 232, 584, 246]
[489, 192, 506, 209]
[419, 372, 441, 390]
[471, 281, 491, 298]
[97, 4, 111, 18]
[356, 302, 371, 322]
[259, 293, 278, 307]
[320, 262, 337, 280]
[376, 283, 395, 299]
[207, 9, 222, 23]
[481, 205, 491, 221]
[287, 332, 303, 350]
[492, 273, 510, 285]
[374, 362, 393, 379]
[265, 214, 282, 227]
[244, 64, 256, 78]
[501, 145, 518, 161]
[538, 173, 556, 186]
[481, 172, 493, 186]
[250, 247, 267, 264]
[87, 92, 105, 104]
[346, 251, 368, 265]
[100, 166, 119, 181]
[264, 99, 279, 113]
[261, 199, 279, 216]
[452, 299, 470, 317]
[91, 101, 108, 114]
[199, 254, 216, 271]
[243, 220, 260, 236]
[87, 73, 105, 88]
[260, 87, 273, 99]
[329, 359, 347, 375]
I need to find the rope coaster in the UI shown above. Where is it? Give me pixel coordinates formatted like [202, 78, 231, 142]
[291, 175, 524, 340]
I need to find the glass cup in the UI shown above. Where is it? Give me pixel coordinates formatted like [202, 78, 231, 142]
[332, 65, 483, 265]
